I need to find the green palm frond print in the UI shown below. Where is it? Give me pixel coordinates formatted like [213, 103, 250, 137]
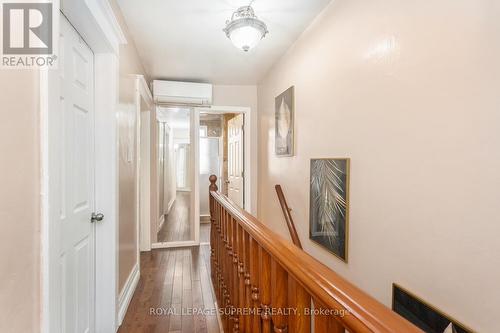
[309, 159, 348, 261]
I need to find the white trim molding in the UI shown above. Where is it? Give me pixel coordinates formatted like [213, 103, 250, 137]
[136, 75, 154, 253]
[134, 74, 154, 108]
[94, 52, 120, 333]
[152, 240, 199, 249]
[117, 263, 140, 326]
[61, 0, 127, 55]
[42, 1, 127, 333]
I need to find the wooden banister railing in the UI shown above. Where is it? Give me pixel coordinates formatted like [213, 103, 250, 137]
[275, 185, 302, 249]
[209, 175, 422, 333]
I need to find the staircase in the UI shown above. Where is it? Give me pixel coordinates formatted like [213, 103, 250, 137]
[208, 175, 422, 333]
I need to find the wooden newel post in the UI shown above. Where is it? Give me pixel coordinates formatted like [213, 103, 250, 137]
[209, 174, 218, 316]
[209, 174, 218, 192]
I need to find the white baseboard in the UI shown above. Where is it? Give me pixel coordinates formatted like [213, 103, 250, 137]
[151, 240, 198, 249]
[117, 263, 140, 326]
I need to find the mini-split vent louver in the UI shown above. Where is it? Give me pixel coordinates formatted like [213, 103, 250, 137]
[153, 80, 213, 106]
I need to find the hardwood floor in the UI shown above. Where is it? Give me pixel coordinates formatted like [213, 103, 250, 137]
[158, 192, 191, 243]
[118, 243, 221, 333]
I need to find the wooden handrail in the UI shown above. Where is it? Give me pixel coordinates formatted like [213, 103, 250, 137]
[275, 184, 302, 249]
[209, 175, 421, 333]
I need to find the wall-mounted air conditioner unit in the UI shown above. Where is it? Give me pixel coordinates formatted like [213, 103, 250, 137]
[153, 80, 213, 105]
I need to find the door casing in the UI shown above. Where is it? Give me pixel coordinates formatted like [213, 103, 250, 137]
[137, 74, 153, 253]
[41, 1, 126, 332]
[195, 106, 253, 214]
[152, 108, 200, 249]
[139, 110, 151, 252]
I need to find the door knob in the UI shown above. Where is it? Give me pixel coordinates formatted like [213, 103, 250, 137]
[225, 180, 230, 184]
[91, 212, 104, 223]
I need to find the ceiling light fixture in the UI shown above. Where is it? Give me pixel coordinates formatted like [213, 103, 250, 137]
[223, 5, 268, 52]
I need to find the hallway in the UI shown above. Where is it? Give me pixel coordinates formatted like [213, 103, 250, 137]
[3, 0, 498, 332]
[157, 192, 192, 243]
[118, 244, 220, 333]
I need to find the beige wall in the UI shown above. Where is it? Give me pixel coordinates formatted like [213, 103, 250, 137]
[0, 71, 40, 332]
[117, 75, 138, 292]
[0, 2, 147, 330]
[257, 1, 500, 332]
[109, 0, 149, 293]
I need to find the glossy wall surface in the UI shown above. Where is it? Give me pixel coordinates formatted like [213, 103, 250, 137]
[109, 0, 150, 293]
[257, 1, 500, 332]
[117, 75, 138, 292]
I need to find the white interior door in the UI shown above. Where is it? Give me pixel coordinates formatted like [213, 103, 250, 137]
[228, 114, 244, 207]
[49, 15, 96, 333]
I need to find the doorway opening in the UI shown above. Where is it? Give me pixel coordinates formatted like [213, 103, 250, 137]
[198, 111, 245, 243]
[154, 107, 195, 246]
[151, 105, 251, 249]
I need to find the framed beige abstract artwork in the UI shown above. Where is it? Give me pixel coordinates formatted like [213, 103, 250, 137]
[275, 86, 294, 156]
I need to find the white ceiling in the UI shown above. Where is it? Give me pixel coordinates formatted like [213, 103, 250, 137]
[117, 0, 332, 84]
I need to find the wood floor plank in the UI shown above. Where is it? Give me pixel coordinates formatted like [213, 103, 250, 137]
[168, 302, 182, 332]
[181, 288, 193, 333]
[157, 192, 192, 243]
[199, 245, 220, 333]
[118, 244, 221, 333]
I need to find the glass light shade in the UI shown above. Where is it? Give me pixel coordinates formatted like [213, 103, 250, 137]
[224, 6, 268, 52]
[229, 25, 264, 52]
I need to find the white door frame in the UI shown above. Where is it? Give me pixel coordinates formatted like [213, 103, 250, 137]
[136, 75, 154, 252]
[152, 108, 199, 249]
[40, 1, 126, 332]
[139, 111, 151, 252]
[151, 105, 255, 248]
[195, 106, 253, 213]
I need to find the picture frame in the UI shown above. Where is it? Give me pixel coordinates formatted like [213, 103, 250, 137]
[275, 86, 294, 157]
[309, 158, 350, 262]
[392, 283, 475, 333]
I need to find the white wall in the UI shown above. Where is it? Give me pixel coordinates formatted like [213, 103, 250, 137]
[167, 127, 176, 210]
[173, 128, 190, 145]
[257, 1, 500, 332]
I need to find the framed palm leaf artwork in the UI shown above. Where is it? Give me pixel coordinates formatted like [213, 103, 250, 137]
[275, 86, 294, 156]
[309, 158, 350, 262]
